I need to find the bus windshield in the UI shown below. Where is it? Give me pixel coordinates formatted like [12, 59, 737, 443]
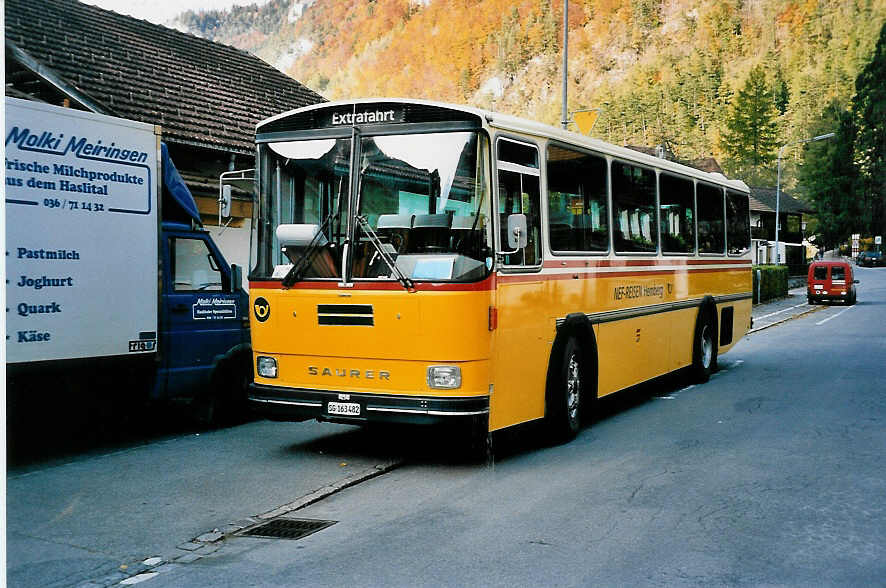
[352, 131, 492, 282]
[252, 131, 492, 283]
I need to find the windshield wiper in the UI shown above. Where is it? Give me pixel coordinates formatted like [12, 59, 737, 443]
[355, 215, 415, 292]
[281, 177, 344, 288]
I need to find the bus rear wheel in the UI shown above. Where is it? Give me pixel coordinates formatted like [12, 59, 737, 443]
[690, 312, 717, 383]
[546, 337, 584, 443]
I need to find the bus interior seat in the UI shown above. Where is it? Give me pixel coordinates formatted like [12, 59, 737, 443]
[376, 213, 414, 253]
[411, 214, 451, 252]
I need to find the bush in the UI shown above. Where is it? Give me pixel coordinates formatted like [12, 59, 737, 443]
[752, 265, 789, 303]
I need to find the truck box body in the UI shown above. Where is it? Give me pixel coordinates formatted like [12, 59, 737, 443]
[5, 98, 251, 434]
[5, 98, 160, 363]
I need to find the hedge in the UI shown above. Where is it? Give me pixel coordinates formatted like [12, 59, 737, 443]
[752, 265, 789, 303]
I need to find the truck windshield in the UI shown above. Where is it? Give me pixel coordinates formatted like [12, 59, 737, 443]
[352, 131, 492, 282]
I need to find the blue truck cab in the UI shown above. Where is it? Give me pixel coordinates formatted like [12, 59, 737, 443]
[153, 145, 253, 422]
[156, 221, 251, 421]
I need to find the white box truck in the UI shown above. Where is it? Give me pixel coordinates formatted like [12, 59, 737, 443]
[5, 98, 251, 444]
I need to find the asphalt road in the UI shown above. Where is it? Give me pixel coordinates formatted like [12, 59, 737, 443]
[6, 265, 885, 587]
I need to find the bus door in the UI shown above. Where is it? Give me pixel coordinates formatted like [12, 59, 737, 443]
[491, 138, 549, 430]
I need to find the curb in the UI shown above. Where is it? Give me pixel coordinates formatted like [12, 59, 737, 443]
[94, 459, 404, 586]
[749, 303, 825, 334]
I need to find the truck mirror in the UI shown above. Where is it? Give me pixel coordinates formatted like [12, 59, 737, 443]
[220, 184, 232, 218]
[231, 264, 243, 293]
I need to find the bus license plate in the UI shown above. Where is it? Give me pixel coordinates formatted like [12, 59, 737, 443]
[328, 402, 361, 416]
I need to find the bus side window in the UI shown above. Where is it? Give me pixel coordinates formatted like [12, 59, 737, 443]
[659, 173, 695, 254]
[726, 189, 751, 255]
[547, 145, 608, 253]
[697, 183, 725, 254]
[498, 170, 541, 266]
[497, 138, 541, 267]
[612, 161, 657, 253]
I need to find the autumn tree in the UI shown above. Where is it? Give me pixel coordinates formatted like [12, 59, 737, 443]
[721, 65, 780, 181]
[798, 102, 860, 252]
[853, 21, 886, 239]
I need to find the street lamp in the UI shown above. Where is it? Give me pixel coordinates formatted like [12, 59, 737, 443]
[560, 0, 568, 130]
[774, 132, 835, 264]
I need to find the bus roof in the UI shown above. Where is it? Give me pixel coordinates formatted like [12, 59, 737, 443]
[257, 97, 750, 194]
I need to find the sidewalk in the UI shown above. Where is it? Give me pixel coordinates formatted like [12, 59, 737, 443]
[749, 285, 819, 333]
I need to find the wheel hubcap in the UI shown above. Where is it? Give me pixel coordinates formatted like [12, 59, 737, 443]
[701, 325, 713, 369]
[566, 353, 581, 422]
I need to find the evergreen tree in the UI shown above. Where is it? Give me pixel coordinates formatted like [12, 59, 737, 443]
[853, 22, 886, 239]
[798, 103, 860, 252]
[721, 65, 780, 178]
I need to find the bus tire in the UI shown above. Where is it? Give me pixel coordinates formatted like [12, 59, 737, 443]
[690, 306, 717, 384]
[461, 413, 491, 464]
[546, 337, 584, 443]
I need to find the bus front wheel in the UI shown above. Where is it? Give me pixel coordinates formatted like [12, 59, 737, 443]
[546, 337, 584, 443]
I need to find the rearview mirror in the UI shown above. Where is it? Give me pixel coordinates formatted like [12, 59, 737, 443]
[220, 184, 232, 218]
[507, 213, 528, 250]
[231, 264, 243, 293]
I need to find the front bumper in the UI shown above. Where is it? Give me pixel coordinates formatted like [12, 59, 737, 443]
[249, 383, 489, 426]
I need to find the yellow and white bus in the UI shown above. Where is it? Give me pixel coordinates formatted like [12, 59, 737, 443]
[247, 99, 751, 445]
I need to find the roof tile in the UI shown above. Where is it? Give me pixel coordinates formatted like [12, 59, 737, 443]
[5, 0, 325, 153]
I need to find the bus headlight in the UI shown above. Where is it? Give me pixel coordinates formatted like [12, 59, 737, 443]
[427, 365, 461, 389]
[257, 356, 278, 378]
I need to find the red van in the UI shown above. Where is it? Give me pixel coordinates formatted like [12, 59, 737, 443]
[807, 261, 858, 305]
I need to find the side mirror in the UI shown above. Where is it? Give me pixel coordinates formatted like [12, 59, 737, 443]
[220, 184, 232, 218]
[853, 279, 859, 284]
[231, 264, 243, 293]
[507, 213, 528, 250]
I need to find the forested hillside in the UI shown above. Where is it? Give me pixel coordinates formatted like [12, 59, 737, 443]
[175, 0, 886, 187]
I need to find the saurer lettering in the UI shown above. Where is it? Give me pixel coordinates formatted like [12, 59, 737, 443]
[308, 366, 391, 380]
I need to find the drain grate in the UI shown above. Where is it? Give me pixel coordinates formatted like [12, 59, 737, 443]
[239, 518, 337, 541]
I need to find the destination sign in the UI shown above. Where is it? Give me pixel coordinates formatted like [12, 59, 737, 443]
[323, 107, 406, 127]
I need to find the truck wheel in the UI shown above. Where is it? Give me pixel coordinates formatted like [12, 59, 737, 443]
[199, 352, 253, 427]
[690, 309, 717, 383]
[546, 337, 584, 443]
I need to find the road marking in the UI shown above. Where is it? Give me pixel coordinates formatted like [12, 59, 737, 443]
[815, 305, 856, 326]
[755, 302, 809, 321]
[120, 572, 159, 585]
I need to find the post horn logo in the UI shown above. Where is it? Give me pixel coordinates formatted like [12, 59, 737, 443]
[253, 297, 270, 322]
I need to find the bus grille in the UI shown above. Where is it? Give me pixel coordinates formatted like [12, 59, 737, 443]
[317, 304, 374, 326]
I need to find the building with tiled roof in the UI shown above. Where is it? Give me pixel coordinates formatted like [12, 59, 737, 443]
[5, 0, 324, 154]
[5, 0, 325, 269]
[748, 186, 812, 273]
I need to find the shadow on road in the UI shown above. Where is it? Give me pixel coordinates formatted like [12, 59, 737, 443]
[285, 369, 698, 468]
[6, 397, 250, 470]
[6, 369, 695, 471]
